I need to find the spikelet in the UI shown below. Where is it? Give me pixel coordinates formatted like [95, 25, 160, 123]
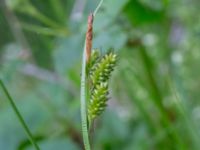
[90, 50, 101, 67]
[88, 82, 109, 121]
[87, 50, 117, 122]
[90, 51, 117, 86]
[86, 50, 100, 76]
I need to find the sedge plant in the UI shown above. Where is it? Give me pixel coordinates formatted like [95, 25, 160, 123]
[80, 0, 117, 149]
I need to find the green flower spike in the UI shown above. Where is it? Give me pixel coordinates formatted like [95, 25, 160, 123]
[90, 51, 117, 86]
[88, 82, 109, 121]
[87, 50, 117, 124]
[86, 50, 101, 76]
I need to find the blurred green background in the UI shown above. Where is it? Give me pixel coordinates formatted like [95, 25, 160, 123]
[1, 0, 200, 149]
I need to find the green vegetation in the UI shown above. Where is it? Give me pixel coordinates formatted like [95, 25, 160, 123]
[1, 0, 200, 150]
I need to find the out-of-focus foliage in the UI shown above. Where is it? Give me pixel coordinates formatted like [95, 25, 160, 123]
[1, 0, 200, 149]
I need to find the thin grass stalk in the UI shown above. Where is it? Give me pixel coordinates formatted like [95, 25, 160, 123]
[0, 79, 40, 150]
[168, 75, 200, 149]
[80, 43, 91, 150]
[139, 46, 186, 149]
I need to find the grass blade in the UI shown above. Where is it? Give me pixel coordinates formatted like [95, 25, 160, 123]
[0, 79, 40, 150]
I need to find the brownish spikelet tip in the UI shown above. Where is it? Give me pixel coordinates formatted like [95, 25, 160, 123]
[86, 13, 93, 63]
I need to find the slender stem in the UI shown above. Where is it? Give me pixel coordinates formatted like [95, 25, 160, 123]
[93, 0, 104, 17]
[0, 80, 40, 150]
[139, 46, 185, 149]
[80, 43, 91, 150]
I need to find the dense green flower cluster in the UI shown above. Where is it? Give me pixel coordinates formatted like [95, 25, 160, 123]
[88, 82, 109, 121]
[90, 51, 117, 85]
[86, 50, 100, 76]
[87, 50, 117, 122]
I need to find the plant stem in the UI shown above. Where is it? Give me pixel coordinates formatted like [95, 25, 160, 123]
[0, 80, 40, 150]
[93, 0, 104, 17]
[80, 1, 104, 149]
[139, 46, 185, 149]
[80, 43, 91, 150]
